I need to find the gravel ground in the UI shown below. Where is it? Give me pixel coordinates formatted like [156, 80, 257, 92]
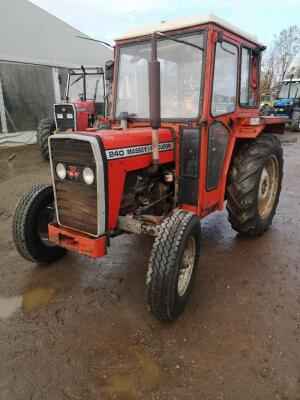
[0, 132, 299, 400]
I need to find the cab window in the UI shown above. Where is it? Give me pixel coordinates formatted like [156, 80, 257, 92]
[240, 47, 259, 106]
[211, 42, 238, 117]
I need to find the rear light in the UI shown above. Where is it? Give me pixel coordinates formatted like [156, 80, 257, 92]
[56, 163, 66, 179]
[83, 167, 94, 185]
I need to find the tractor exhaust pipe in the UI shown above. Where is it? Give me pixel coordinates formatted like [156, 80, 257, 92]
[81, 65, 87, 101]
[148, 32, 161, 174]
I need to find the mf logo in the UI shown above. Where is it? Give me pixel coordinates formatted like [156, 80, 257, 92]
[68, 166, 80, 180]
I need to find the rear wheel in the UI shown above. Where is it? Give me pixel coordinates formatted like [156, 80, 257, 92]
[291, 111, 300, 132]
[36, 118, 56, 160]
[12, 185, 66, 264]
[145, 209, 201, 321]
[226, 134, 283, 236]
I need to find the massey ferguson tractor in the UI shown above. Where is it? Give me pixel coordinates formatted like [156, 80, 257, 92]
[36, 63, 114, 159]
[13, 15, 287, 321]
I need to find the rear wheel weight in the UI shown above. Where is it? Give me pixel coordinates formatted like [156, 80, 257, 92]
[12, 185, 66, 264]
[36, 118, 56, 160]
[226, 134, 283, 236]
[146, 209, 201, 321]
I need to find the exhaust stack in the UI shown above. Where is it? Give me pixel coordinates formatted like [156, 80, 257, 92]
[148, 32, 161, 173]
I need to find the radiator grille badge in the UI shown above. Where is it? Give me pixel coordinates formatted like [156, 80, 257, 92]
[68, 166, 80, 180]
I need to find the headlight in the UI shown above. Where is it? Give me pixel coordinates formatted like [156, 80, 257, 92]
[83, 167, 94, 185]
[56, 163, 66, 179]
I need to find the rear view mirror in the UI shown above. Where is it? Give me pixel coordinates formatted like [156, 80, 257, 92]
[105, 60, 114, 82]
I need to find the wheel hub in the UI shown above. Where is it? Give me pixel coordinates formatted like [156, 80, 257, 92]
[258, 154, 279, 219]
[259, 168, 270, 200]
[177, 236, 196, 297]
[38, 205, 56, 247]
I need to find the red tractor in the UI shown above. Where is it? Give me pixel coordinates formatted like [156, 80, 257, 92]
[13, 15, 287, 321]
[36, 64, 113, 159]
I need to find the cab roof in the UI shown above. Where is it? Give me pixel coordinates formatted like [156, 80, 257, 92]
[115, 13, 263, 46]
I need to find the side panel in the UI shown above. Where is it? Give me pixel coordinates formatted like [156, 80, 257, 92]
[178, 127, 201, 206]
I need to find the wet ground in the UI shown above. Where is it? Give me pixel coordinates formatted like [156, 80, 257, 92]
[0, 133, 299, 400]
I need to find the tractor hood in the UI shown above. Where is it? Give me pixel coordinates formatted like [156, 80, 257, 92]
[96, 127, 174, 161]
[274, 99, 294, 107]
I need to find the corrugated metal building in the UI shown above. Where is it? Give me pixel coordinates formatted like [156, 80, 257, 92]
[0, 0, 113, 145]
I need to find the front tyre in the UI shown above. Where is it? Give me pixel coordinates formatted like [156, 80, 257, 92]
[12, 185, 66, 264]
[226, 134, 283, 236]
[146, 209, 201, 321]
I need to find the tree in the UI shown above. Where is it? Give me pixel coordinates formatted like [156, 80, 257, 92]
[261, 43, 279, 94]
[261, 25, 300, 95]
[275, 26, 300, 82]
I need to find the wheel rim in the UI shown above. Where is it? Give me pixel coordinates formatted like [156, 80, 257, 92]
[258, 154, 279, 219]
[37, 204, 56, 247]
[177, 236, 196, 297]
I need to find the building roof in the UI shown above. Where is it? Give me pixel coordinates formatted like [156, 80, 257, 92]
[0, 0, 113, 68]
[116, 13, 263, 46]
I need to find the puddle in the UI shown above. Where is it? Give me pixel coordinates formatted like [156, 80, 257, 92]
[100, 345, 166, 399]
[0, 296, 22, 319]
[22, 287, 55, 313]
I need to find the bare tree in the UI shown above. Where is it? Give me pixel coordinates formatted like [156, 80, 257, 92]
[261, 25, 300, 95]
[261, 44, 279, 94]
[275, 26, 300, 82]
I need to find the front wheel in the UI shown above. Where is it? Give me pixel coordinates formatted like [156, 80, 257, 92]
[145, 209, 201, 321]
[12, 185, 66, 264]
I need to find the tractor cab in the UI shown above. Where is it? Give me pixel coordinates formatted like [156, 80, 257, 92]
[57, 66, 106, 132]
[15, 14, 288, 321]
[273, 79, 300, 130]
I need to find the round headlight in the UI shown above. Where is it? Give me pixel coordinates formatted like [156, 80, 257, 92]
[83, 167, 94, 185]
[56, 163, 66, 179]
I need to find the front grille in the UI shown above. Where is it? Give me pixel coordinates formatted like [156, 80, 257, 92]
[49, 135, 103, 236]
[54, 104, 76, 131]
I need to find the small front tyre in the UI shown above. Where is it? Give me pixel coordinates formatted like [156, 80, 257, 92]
[146, 209, 201, 321]
[12, 185, 66, 264]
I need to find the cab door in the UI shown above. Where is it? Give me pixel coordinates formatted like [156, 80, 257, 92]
[201, 36, 239, 214]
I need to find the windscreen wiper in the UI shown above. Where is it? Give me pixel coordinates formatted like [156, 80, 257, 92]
[71, 76, 83, 86]
[156, 31, 205, 51]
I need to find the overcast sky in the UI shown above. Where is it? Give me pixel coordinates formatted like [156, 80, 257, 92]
[30, 0, 300, 47]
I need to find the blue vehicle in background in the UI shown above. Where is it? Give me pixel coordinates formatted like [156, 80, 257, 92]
[273, 78, 300, 131]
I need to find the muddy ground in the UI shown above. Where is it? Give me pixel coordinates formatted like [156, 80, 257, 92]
[0, 132, 299, 400]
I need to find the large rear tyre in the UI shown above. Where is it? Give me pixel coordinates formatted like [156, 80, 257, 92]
[146, 209, 201, 321]
[226, 134, 283, 236]
[36, 118, 56, 160]
[12, 185, 66, 264]
[291, 111, 300, 132]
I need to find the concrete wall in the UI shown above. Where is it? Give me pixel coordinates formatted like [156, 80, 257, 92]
[0, 62, 67, 132]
